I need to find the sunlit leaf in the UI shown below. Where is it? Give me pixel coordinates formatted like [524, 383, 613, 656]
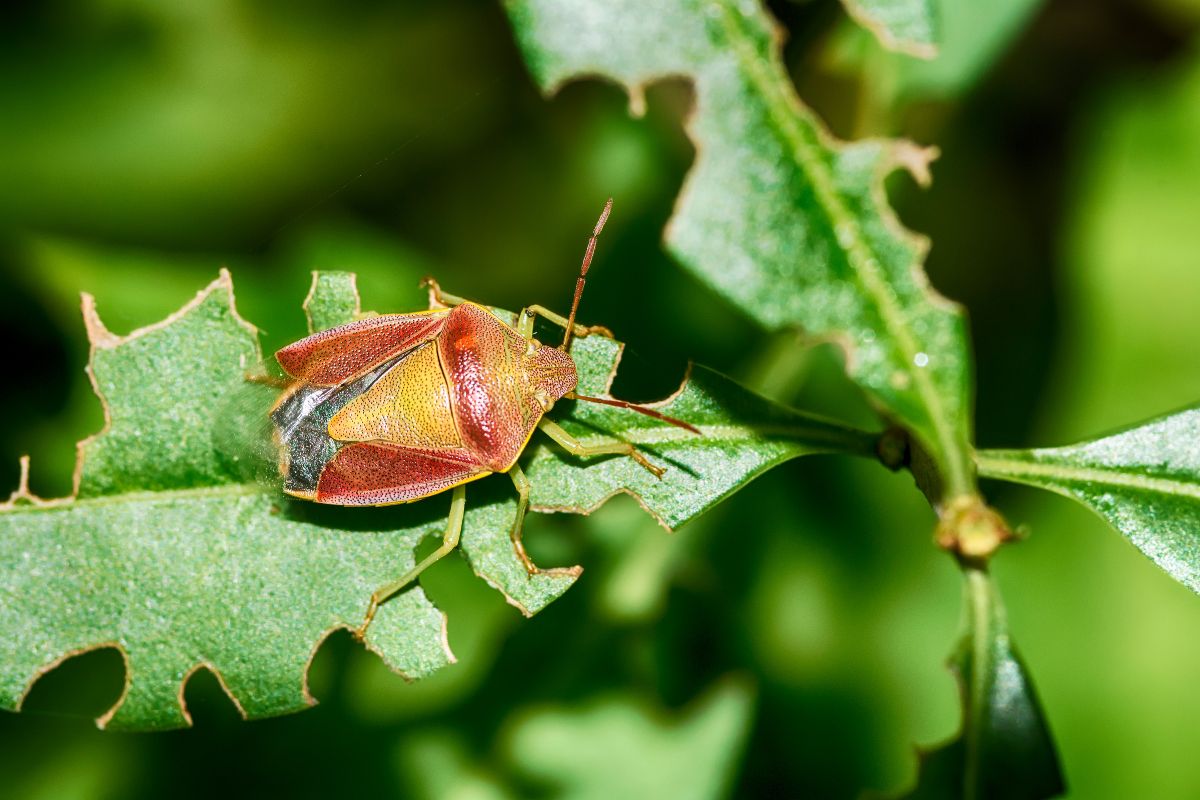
[977, 408, 1200, 593]
[0, 273, 457, 731]
[506, 0, 975, 499]
[0, 271, 870, 730]
[526, 334, 877, 529]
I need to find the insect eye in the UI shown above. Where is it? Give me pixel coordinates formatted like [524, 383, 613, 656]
[533, 388, 554, 412]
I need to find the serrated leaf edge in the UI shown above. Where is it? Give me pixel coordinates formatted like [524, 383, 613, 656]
[73, 268, 263, 496]
[838, 0, 938, 59]
[524, 0, 970, 497]
[302, 269, 363, 333]
[2, 270, 453, 729]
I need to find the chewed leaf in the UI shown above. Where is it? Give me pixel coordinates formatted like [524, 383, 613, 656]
[0, 273, 458, 730]
[840, 0, 938, 59]
[304, 272, 871, 610]
[977, 407, 1200, 594]
[304, 270, 363, 333]
[527, 334, 877, 529]
[890, 569, 1063, 799]
[0, 491, 453, 730]
[0, 270, 878, 729]
[506, 0, 974, 499]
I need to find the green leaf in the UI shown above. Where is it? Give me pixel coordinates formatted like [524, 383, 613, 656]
[505, 0, 975, 498]
[303, 270, 364, 333]
[0, 271, 867, 729]
[840, 0, 938, 59]
[0, 273, 458, 730]
[977, 408, 1200, 594]
[526, 333, 877, 529]
[895, 568, 1063, 799]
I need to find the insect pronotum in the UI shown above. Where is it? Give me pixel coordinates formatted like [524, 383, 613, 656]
[269, 200, 699, 637]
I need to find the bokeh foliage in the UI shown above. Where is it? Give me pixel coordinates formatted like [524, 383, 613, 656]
[2, 0, 1200, 797]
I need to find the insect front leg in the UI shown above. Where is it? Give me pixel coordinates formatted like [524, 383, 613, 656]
[516, 305, 614, 342]
[354, 483, 468, 641]
[537, 418, 665, 478]
[507, 463, 539, 575]
[420, 276, 470, 310]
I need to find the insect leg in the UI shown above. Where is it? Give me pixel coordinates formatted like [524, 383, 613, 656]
[243, 370, 290, 389]
[516, 304, 613, 342]
[537, 418, 665, 479]
[354, 483, 468, 641]
[420, 277, 470, 310]
[506, 463, 541, 574]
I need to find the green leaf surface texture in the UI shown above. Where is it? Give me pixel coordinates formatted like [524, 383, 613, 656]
[0, 271, 863, 730]
[526, 333, 876, 529]
[0, 273, 456, 730]
[896, 569, 1063, 799]
[977, 407, 1200, 594]
[840, 0, 938, 58]
[505, 0, 974, 497]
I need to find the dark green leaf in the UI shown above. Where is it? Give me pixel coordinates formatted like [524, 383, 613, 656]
[895, 568, 1063, 799]
[505, 0, 975, 498]
[977, 408, 1200, 593]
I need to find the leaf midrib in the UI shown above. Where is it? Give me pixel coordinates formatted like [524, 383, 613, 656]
[976, 452, 1200, 501]
[550, 421, 877, 453]
[712, 0, 970, 496]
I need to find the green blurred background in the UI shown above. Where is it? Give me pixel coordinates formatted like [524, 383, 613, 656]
[2, 0, 1199, 796]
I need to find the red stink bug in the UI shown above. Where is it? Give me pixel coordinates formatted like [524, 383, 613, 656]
[269, 200, 699, 636]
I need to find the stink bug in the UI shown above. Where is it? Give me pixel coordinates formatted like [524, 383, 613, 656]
[269, 200, 699, 637]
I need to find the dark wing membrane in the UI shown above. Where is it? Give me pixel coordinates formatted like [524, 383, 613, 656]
[275, 311, 449, 387]
[314, 443, 489, 506]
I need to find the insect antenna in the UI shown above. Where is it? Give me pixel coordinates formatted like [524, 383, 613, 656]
[566, 392, 702, 435]
[561, 197, 614, 352]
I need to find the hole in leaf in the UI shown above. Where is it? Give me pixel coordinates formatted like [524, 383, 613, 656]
[20, 646, 125, 720]
[307, 626, 358, 707]
[180, 665, 243, 729]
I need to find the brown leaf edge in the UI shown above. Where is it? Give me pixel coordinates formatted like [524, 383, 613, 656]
[2, 270, 454, 729]
[838, 0, 938, 60]
[525, 2, 961, 490]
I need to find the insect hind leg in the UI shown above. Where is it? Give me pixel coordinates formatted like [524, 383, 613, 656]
[354, 483, 468, 641]
[537, 418, 665, 478]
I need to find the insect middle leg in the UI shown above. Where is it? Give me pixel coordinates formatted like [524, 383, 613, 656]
[506, 462, 539, 575]
[354, 483, 468, 641]
[537, 418, 665, 478]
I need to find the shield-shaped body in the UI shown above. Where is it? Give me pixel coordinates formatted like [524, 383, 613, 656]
[270, 302, 576, 506]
